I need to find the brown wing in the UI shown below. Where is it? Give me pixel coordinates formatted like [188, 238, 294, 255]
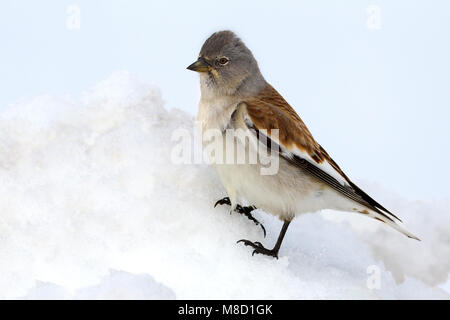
[241, 83, 400, 222]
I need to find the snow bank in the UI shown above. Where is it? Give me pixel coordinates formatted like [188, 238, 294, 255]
[22, 270, 175, 300]
[0, 72, 448, 299]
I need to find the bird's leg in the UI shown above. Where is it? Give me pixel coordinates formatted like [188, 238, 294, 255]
[235, 204, 266, 237]
[214, 197, 266, 237]
[238, 220, 291, 259]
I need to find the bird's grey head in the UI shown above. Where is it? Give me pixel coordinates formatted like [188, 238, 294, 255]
[187, 31, 265, 97]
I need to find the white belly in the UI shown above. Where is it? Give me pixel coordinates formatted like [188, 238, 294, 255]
[210, 134, 359, 221]
[197, 97, 362, 220]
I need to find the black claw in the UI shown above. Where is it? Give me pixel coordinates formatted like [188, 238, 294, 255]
[235, 205, 266, 238]
[214, 197, 231, 208]
[237, 239, 279, 259]
[236, 239, 250, 246]
[215, 197, 265, 237]
[260, 224, 267, 238]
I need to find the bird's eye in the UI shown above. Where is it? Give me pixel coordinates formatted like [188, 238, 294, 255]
[217, 57, 229, 65]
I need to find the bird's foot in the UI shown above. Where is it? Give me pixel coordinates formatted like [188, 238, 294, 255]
[237, 239, 278, 259]
[214, 197, 231, 208]
[214, 197, 266, 237]
[235, 205, 266, 238]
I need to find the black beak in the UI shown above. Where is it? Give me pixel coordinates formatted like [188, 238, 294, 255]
[187, 57, 210, 73]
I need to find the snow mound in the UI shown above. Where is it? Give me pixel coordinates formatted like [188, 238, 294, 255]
[22, 270, 175, 300]
[0, 72, 448, 299]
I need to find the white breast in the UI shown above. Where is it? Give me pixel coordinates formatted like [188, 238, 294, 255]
[196, 91, 363, 220]
[198, 96, 335, 219]
[197, 96, 237, 132]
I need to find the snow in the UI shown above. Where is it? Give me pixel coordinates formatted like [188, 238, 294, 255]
[0, 71, 448, 299]
[22, 270, 175, 300]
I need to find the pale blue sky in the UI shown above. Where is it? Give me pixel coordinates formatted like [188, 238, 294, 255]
[1, 0, 449, 200]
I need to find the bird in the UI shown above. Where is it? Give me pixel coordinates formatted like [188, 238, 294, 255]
[187, 30, 419, 258]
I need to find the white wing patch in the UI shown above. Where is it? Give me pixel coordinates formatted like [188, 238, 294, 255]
[240, 104, 348, 187]
[288, 146, 349, 187]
